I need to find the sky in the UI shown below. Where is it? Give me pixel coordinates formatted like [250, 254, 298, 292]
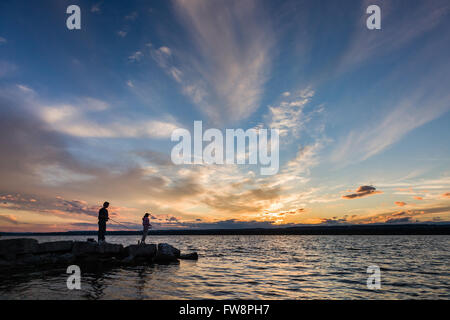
[0, 0, 449, 232]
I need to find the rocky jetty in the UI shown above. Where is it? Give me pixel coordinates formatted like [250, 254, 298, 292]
[0, 238, 198, 272]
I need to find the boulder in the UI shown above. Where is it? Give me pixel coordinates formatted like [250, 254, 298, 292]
[179, 252, 198, 260]
[0, 258, 14, 268]
[55, 253, 76, 264]
[158, 243, 180, 257]
[37, 241, 74, 254]
[154, 243, 180, 263]
[16, 253, 53, 266]
[98, 242, 123, 255]
[125, 244, 157, 259]
[72, 241, 99, 256]
[0, 238, 38, 258]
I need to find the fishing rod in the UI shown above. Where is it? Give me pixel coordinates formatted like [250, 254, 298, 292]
[109, 218, 156, 230]
[108, 218, 137, 230]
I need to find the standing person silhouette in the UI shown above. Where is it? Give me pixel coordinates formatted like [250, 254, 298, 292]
[98, 202, 109, 243]
[141, 213, 152, 244]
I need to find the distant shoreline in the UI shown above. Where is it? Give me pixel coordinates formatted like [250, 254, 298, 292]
[1, 223, 450, 236]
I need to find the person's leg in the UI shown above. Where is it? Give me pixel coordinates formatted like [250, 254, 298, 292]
[98, 222, 102, 242]
[99, 221, 106, 242]
[141, 226, 149, 243]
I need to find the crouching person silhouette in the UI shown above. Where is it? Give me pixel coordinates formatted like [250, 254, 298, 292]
[141, 213, 152, 244]
[98, 201, 109, 243]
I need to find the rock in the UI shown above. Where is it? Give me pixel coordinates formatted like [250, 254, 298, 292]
[72, 241, 99, 256]
[125, 244, 157, 259]
[0, 258, 14, 268]
[121, 255, 135, 264]
[158, 243, 180, 257]
[0, 239, 189, 271]
[55, 253, 76, 264]
[154, 243, 180, 263]
[179, 252, 198, 260]
[0, 238, 38, 258]
[98, 243, 124, 255]
[37, 241, 73, 254]
[17, 253, 42, 265]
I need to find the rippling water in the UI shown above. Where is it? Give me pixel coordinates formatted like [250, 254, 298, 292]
[0, 235, 449, 299]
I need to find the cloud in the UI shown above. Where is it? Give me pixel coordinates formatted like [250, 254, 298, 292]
[125, 12, 138, 21]
[39, 99, 179, 139]
[135, 150, 174, 166]
[16, 84, 34, 94]
[0, 193, 98, 218]
[338, 0, 450, 72]
[385, 217, 415, 224]
[0, 60, 17, 78]
[128, 51, 143, 62]
[332, 86, 450, 164]
[413, 196, 424, 200]
[0, 214, 18, 225]
[443, 192, 450, 198]
[117, 30, 127, 38]
[0, 37, 6, 44]
[342, 186, 382, 199]
[266, 87, 316, 137]
[348, 205, 450, 224]
[153, 0, 275, 124]
[91, 3, 101, 13]
[332, 1, 450, 165]
[395, 201, 407, 207]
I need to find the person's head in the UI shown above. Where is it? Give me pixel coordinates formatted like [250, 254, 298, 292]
[144, 212, 150, 218]
[103, 201, 109, 208]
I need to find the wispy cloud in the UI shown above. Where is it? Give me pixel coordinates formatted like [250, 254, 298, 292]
[91, 3, 101, 13]
[332, 78, 450, 164]
[128, 51, 143, 62]
[125, 12, 138, 21]
[266, 88, 316, 137]
[338, 0, 450, 72]
[117, 30, 127, 38]
[152, 0, 275, 124]
[41, 104, 179, 139]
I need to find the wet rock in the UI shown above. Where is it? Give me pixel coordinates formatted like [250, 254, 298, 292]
[55, 253, 76, 264]
[154, 243, 180, 263]
[125, 244, 157, 259]
[37, 241, 74, 254]
[0, 238, 38, 257]
[17, 253, 43, 265]
[0, 258, 14, 268]
[0, 239, 192, 271]
[120, 255, 135, 264]
[179, 252, 198, 260]
[98, 243, 124, 255]
[72, 241, 99, 256]
[158, 243, 180, 257]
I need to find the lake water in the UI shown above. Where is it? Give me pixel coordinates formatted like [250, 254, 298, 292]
[0, 235, 449, 299]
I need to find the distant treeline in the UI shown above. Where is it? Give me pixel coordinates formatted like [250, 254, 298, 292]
[1, 223, 450, 236]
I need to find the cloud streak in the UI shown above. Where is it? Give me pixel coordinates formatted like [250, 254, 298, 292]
[160, 0, 275, 124]
[342, 186, 382, 199]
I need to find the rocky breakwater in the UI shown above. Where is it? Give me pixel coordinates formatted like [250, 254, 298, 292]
[0, 238, 198, 272]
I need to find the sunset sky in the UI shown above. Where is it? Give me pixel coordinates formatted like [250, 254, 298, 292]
[0, 0, 449, 232]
